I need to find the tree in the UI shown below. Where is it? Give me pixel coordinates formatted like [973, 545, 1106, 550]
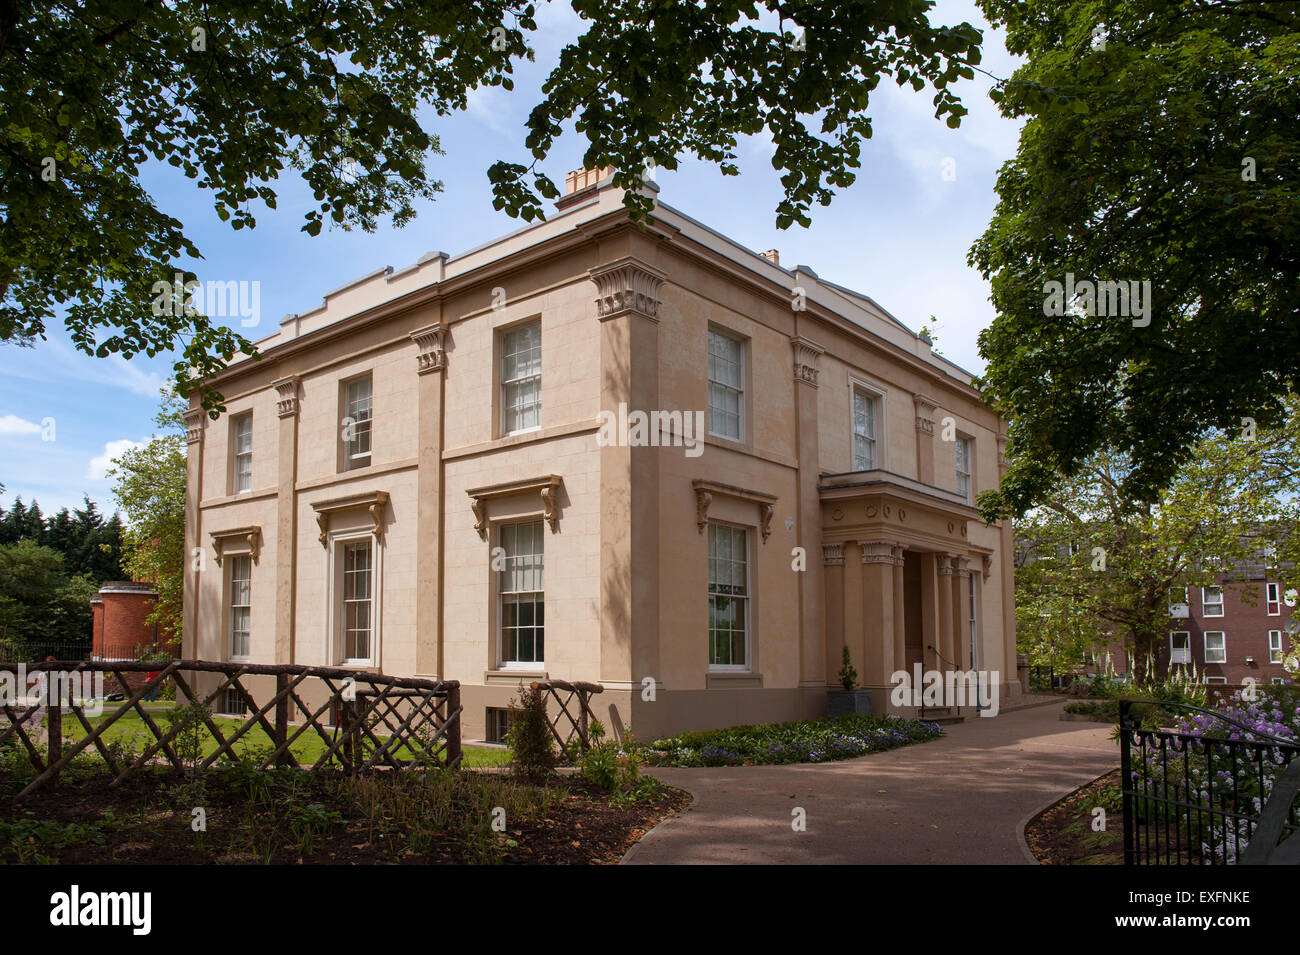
[107, 390, 187, 641]
[971, 0, 1300, 521]
[2, 1, 982, 412]
[1015, 410, 1300, 679]
[0, 540, 96, 647]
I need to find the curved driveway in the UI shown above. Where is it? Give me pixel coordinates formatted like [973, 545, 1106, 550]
[623, 701, 1116, 864]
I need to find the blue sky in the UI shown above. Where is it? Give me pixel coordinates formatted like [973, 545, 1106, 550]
[0, 0, 1023, 517]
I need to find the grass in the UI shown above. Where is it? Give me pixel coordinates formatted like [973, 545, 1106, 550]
[644, 712, 944, 767]
[59, 706, 511, 769]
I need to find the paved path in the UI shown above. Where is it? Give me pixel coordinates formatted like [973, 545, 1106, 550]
[623, 701, 1116, 864]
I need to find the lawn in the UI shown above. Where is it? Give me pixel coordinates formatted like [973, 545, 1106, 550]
[60, 705, 511, 769]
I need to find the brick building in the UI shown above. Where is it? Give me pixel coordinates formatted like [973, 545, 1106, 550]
[90, 581, 169, 660]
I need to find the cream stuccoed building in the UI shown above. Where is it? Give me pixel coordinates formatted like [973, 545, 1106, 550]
[183, 168, 1020, 741]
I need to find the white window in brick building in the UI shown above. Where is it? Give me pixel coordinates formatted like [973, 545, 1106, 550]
[1202, 585, 1224, 617]
[707, 329, 744, 441]
[1169, 631, 1191, 665]
[501, 322, 541, 435]
[1269, 631, 1284, 664]
[1267, 582, 1281, 616]
[499, 520, 544, 666]
[1204, 631, 1227, 664]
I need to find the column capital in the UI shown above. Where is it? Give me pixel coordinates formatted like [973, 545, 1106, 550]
[410, 322, 447, 374]
[955, 556, 973, 578]
[859, 540, 898, 564]
[936, 553, 957, 576]
[272, 375, 301, 418]
[890, 544, 907, 566]
[590, 255, 665, 322]
[791, 336, 825, 387]
[183, 407, 206, 445]
[822, 541, 845, 566]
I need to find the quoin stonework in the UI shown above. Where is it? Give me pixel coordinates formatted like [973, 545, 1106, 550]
[184, 169, 1020, 740]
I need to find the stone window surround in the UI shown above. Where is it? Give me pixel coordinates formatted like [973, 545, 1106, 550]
[691, 479, 776, 543]
[467, 474, 564, 540]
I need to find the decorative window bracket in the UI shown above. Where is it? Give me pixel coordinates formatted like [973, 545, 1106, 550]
[466, 474, 564, 539]
[210, 525, 262, 567]
[311, 491, 390, 547]
[691, 479, 777, 542]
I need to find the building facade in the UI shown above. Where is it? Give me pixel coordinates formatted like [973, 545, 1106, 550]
[183, 170, 1019, 740]
[1158, 575, 1295, 685]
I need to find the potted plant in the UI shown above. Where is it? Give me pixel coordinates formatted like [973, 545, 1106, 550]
[827, 645, 873, 716]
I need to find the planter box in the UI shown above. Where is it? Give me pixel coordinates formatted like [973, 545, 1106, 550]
[828, 689, 873, 717]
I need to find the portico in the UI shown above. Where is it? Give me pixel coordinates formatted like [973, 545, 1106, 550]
[820, 470, 992, 714]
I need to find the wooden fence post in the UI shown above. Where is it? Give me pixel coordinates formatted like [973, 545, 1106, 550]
[46, 672, 61, 786]
[445, 684, 462, 768]
[274, 673, 291, 767]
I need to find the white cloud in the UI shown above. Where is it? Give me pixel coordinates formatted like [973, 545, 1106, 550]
[86, 438, 143, 481]
[0, 414, 42, 437]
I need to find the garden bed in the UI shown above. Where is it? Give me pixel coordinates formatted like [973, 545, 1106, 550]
[644, 713, 943, 767]
[1023, 769, 1123, 865]
[0, 763, 689, 865]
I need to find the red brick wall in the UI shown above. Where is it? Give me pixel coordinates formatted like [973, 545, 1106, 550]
[92, 585, 162, 658]
[1158, 579, 1291, 685]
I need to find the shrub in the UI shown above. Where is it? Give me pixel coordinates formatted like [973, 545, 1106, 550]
[505, 684, 555, 783]
[838, 645, 858, 691]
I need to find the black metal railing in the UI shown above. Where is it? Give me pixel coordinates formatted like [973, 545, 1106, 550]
[0, 642, 177, 664]
[1119, 699, 1300, 865]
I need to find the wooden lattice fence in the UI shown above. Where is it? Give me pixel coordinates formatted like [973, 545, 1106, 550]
[0, 659, 461, 800]
[531, 679, 604, 759]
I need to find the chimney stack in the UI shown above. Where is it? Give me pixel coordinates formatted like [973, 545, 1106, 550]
[761, 249, 780, 266]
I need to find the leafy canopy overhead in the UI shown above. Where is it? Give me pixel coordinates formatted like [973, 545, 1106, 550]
[1, 1, 982, 411]
[971, 0, 1300, 521]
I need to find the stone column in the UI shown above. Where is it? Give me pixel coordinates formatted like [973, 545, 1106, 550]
[182, 407, 206, 660]
[822, 543, 846, 687]
[792, 336, 826, 696]
[955, 557, 973, 670]
[920, 552, 939, 669]
[891, 544, 907, 675]
[858, 541, 897, 690]
[411, 322, 447, 677]
[593, 255, 663, 698]
[936, 553, 956, 672]
[272, 375, 300, 665]
[913, 394, 938, 485]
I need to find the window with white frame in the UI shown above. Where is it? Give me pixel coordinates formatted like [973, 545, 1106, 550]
[955, 436, 972, 501]
[707, 329, 744, 440]
[501, 322, 542, 435]
[708, 522, 749, 668]
[1202, 585, 1224, 617]
[1267, 582, 1281, 616]
[1204, 631, 1227, 664]
[343, 375, 373, 469]
[233, 413, 253, 492]
[1270, 630, 1284, 664]
[341, 540, 373, 663]
[1169, 631, 1191, 664]
[1205, 676, 1228, 685]
[498, 520, 544, 667]
[228, 555, 251, 659]
[1169, 586, 1189, 609]
[852, 386, 878, 470]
